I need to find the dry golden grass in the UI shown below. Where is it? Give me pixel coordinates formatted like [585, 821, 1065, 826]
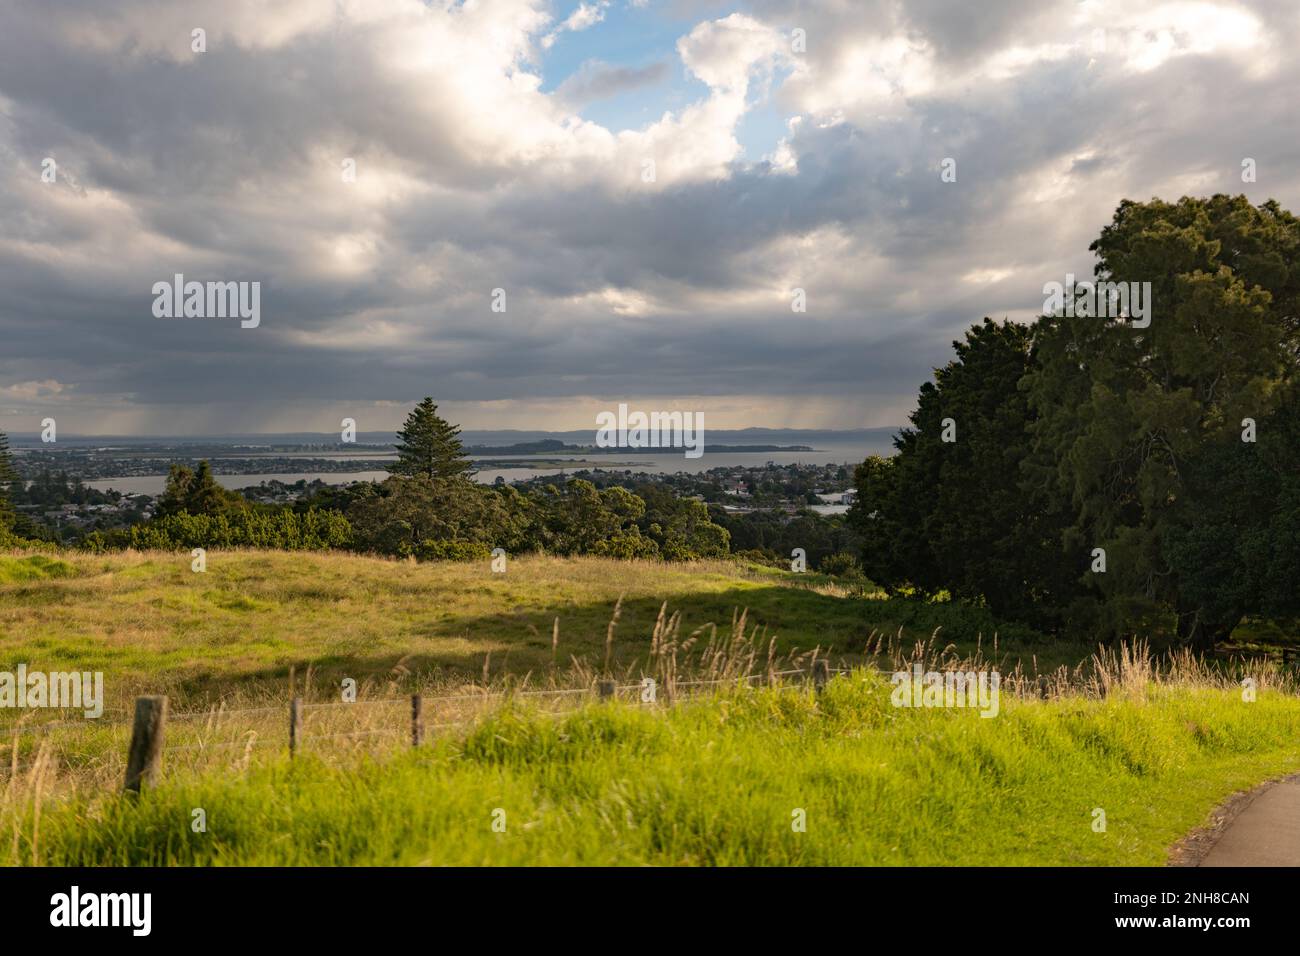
[0, 549, 814, 705]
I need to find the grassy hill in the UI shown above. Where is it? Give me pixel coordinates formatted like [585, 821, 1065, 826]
[0, 549, 1081, 710]
[3, 548, 1300, 866]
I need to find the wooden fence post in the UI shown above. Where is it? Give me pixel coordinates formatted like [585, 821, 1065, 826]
[812, 659, 830, 693]
[123, 695, 167, 793]
[411, 694, 424, 747]
[289, 697, 302, 757]
[597, 679, 616, 701]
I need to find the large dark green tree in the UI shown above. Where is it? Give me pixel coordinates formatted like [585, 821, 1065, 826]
[850, 318, 1077, 623]
[389, 398, 474, 481]
[1024, 195, 1300, 649]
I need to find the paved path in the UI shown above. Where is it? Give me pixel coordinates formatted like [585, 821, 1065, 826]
[1199, 775, 1300, 867]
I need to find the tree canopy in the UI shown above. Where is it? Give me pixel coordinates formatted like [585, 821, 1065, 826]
[155, 461, 247, 518]
[854, 195, 1300, 650]
[852, 318, 1079, 625]
[1025, 195, 1300, 648]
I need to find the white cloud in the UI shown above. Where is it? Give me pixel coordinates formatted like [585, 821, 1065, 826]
[542, 1, 611, 50]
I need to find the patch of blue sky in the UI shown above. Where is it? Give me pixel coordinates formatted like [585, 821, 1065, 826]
[538, 2, 795, 161]
[536, 1, 694, 95]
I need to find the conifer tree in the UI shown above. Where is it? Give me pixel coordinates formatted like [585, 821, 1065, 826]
[389, 398, 475, 481]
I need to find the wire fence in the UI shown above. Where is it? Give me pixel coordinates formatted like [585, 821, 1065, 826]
[0, 665, 846, 781]
[0, 661, 1031, 750]
[12, 656, 1282, 781]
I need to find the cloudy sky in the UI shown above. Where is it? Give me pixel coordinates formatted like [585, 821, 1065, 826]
[1, 0, 1297, 436]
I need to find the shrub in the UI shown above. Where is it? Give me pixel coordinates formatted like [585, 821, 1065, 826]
[415, 540, 493, 561]
[128, 508, 353, 551]
[818, 551, 866, 579]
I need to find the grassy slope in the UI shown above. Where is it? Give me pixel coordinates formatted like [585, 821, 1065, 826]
[14, 678, 1300, 866]
[0, 550, 1086, 710]
[3, 550, 1299, 866]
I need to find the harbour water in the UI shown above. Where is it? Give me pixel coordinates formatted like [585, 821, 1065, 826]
[84, 439, 895, 496]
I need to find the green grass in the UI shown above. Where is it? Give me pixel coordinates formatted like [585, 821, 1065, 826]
[11, 676, 1300, 866]
[0, 554, 77, 583]
[0, 549, 1089, 710]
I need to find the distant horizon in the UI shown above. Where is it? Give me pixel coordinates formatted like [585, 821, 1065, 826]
[7, 425, 903, 447]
